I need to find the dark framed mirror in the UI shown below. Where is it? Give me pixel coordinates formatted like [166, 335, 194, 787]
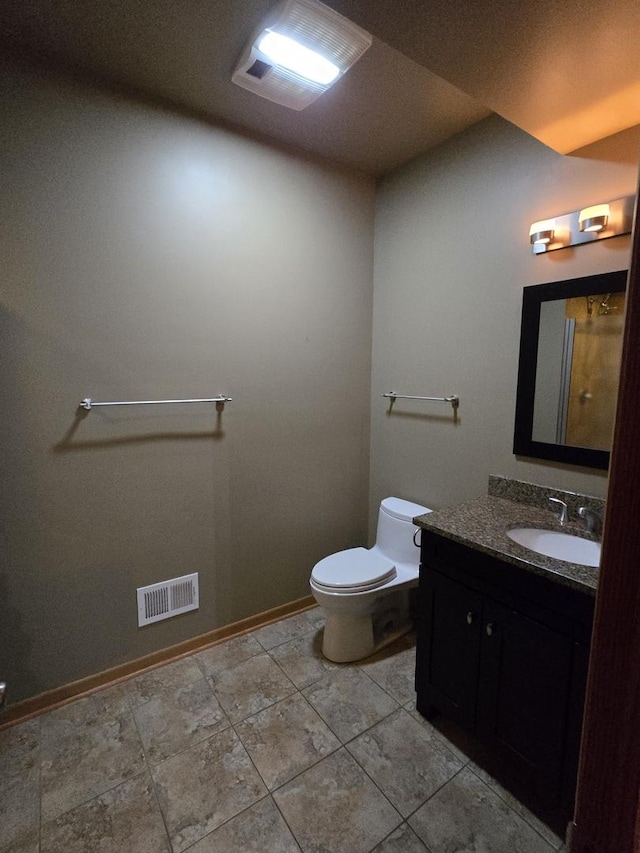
[513, 269, 627, 470]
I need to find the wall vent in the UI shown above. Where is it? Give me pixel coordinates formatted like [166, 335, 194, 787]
[137, 573, 199, 627]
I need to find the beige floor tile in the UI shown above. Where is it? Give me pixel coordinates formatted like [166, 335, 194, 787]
[358, 634, 417, 704]
[267, 629, 340, 689]
[468, 761, 566, 849]
[40, 695, 145, 822]
[132, 674, 229, 763]
[409, 765, 557, 853]
[0, 771, 40, 852]
[79, 682, 137, 718]
[372, 823, 429, 852]
[405, 703, 477, 765]
[299, 606, 325, 632]
[128, 657, 205, 707]
[273, 748, 402, 853]
[1, 828, 40, 853]
[252, 614, 317, 651]
[0, 718, 40, 779]
[194, 634, 264, 680]
[302, 667, 398, 743]
[0, 719, 40, 851]
[41, 772, 170, 853]
[3, 609, 566, 853]
[186, 796, 300, 852]
[208, 653, 296, 722]
[347, 707, 463, 817]
[151, 728, 267, 852]
[236, 693, 340, 790]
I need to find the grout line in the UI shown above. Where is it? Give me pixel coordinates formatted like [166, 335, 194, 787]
[366, 822, 435, 853]
[339, 738, 405, 829]
[130, 711, 174, 852]
[40, 769, 151, 832]
[267, 786, 305, 853]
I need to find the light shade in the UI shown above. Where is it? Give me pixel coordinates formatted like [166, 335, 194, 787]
[529, 219, 556, 245]
[257, 31, 339, 85]
[579, 204, 610, 233]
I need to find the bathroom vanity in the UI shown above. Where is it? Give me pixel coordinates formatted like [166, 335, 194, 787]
[414, 482, 599, 829]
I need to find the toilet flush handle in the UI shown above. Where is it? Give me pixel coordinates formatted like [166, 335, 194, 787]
[413, 527, 422, 548]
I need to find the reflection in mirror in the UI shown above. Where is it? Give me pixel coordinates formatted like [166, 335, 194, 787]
[514, 270, 627, 470]
[532, 293, 625, 449]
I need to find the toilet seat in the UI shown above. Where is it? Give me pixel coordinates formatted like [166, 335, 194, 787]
[311, 547, 396, 593]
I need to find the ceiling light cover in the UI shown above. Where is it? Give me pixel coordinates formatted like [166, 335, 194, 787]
[257, 31, 340, 85]
[232, 0, 372, 110]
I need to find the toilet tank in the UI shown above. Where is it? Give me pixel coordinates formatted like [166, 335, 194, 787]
[376, 497, 431, 565]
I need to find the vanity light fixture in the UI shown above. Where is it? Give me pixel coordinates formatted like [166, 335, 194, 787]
[579, 204, 610, 233]
[529, 195, 635, 254]
[231, 0, 372, 110]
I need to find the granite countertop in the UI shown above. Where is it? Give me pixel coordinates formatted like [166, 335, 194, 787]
[414, 495, 599, 595]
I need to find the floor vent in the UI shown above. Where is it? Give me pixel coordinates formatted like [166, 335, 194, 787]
[137, 573, 199, 627]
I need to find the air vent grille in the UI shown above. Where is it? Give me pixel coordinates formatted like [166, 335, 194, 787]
[247, 59, 272, 79]
[137, 573, 199, 627]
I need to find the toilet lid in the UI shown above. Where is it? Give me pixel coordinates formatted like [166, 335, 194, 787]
[311, 548, 396, 592]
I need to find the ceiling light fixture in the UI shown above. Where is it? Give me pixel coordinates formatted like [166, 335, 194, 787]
[256, 31, 339, 86]
[232, 0, 372, 110]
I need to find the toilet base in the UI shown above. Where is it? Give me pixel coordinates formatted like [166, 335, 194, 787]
[320, 590, 413, 663]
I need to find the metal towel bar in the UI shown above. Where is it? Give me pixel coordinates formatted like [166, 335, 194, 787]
[80, 395, 232, 411]
[382, 392, 459, 411]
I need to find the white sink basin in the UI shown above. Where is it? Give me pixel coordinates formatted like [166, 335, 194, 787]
[506, 528, 600, 567]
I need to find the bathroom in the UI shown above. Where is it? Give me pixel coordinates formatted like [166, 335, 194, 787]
[1, 2, 640, 849]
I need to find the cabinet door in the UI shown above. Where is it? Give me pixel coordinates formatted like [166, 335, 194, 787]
[416, 569, 483, 728]
[477, 599, 573, 803]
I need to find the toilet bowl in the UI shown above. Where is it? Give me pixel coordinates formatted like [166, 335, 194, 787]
[310, 497, 431, 663]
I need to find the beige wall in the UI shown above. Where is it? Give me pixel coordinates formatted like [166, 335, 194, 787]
[370, 115, 638, 527]
[3, 63, 639, 707]
[0, 63, 375, 703]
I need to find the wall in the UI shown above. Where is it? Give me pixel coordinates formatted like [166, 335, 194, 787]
[0, 62, 375, 704]
[370, 115, 638, 526]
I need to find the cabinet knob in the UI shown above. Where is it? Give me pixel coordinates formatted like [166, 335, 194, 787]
[466, 611, 475, 625]
[486, 622, 494, 636]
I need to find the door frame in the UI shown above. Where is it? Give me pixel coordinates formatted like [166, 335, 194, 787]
[570, 185, 640, 851]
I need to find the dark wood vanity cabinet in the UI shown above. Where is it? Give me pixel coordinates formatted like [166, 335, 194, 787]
[416, 531, 594, 819]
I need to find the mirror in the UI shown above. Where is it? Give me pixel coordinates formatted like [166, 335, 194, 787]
[513, 269, 627, 470]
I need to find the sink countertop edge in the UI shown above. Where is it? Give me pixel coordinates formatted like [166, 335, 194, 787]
[414, 495, 598, 596]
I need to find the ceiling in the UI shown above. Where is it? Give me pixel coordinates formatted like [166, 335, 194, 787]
[2, 0, 640, 175]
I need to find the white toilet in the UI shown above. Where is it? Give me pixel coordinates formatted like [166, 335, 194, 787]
[310, 497, 431, 663]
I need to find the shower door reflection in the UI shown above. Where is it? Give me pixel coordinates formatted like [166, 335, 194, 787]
[533, 293, 625, 451]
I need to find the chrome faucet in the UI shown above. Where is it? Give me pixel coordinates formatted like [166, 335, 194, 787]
[549, 497, 568, 526]
[578, 506, 602, 536]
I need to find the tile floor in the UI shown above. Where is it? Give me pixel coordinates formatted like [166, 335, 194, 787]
[1, 607, 567, 853]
